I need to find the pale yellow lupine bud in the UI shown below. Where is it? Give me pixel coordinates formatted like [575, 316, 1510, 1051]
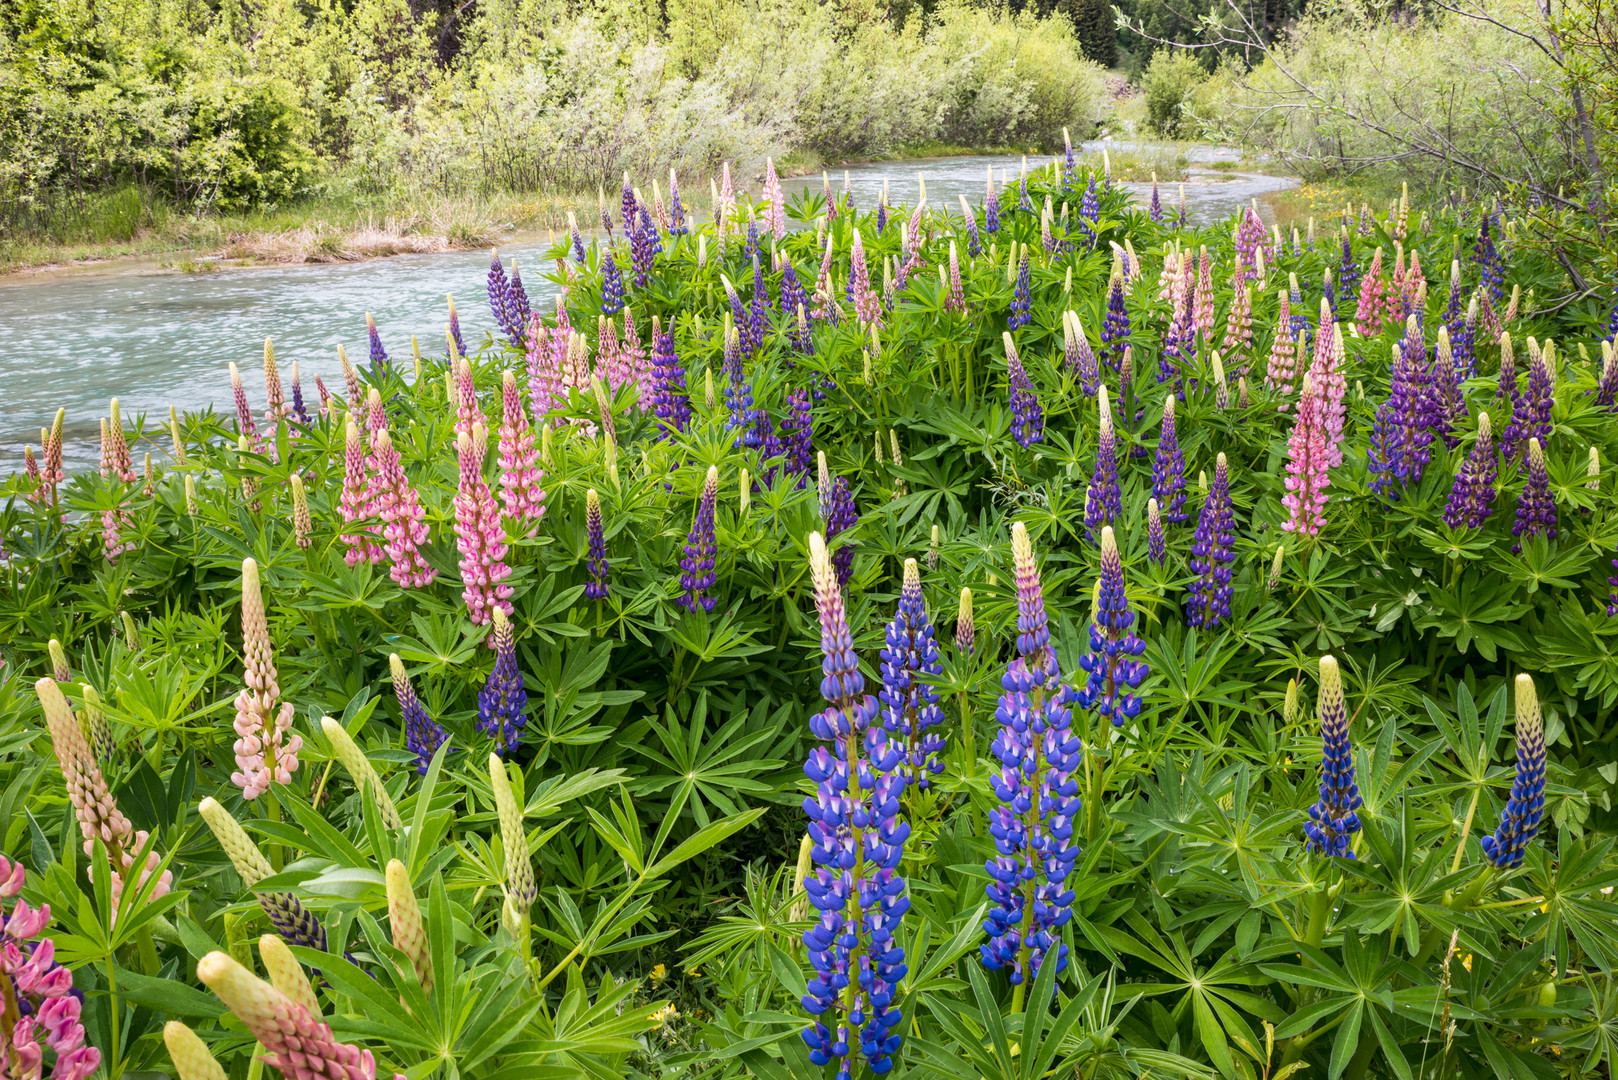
[488, 753, 536, 928]
[385, 860, 433, 994]
[258, 934, 319, 1017]
[320, 717, 402, 831]
[197, 797, 273, 887]
[163, 1021, 226, 1080]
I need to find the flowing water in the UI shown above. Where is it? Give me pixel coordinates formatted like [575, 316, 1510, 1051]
[0, 146, 1295, 470]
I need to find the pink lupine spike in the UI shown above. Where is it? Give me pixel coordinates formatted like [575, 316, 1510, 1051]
[197, 951, 403, 1080]
[368, 428, 435, 588]
[1282, 374, 1333, 536]
[231, 559, 303, 800]
[263, 339, 288, 426]
[849, 230, 881, 328]
[497, 371, 546, 528]
[339, 346, 362, 407]
[524, 315, 564, 431]
[597, 316, 627, 393]
[1266, 289, 1297, 403]
[622, 307, 652, 410]
[314, 375, 332, 418]
[454, 427, 514, 626]
[1193, 247, 1215, 342]
[229, 363, 259, 441]
[1306, 307, 1348, 467]
[454, 357, 479, 438]
[339, 420, 383, 566]
[762, 157, 786, 240]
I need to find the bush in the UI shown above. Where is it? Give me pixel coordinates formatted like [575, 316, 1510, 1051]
[1142, 47, 1206, 137]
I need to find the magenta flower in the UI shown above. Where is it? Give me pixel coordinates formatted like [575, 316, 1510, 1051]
[369, 426, 436, 589]
[455, 428, 514, 626]
[497, 371, 546, 528]
[848, 230, 882, 328]
[1282, 374, 1332, 537]
[339, 419, 383, 566]
[0, 855, 101, 1080]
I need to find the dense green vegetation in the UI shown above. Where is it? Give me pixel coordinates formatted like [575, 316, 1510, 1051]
[3, 161, 1618, 1078]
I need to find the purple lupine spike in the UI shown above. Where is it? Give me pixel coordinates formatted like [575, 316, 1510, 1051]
[445, 293, 468, 360]
[1147, 499, 1166, 564]
[783, 390, 815, 486]
[289, 362, 310, 426]
[1443, 412, 1499, 529]
[779, 260, 808, 320]
[818, 452, 858, 588]
[981, 522, 1080, 986]
[1152, 395, 1187, 523]
[1008, 246, 1031, 330]
[630, 209, 656, 288]
[0, 855, 101, 1080]
[875, 182, 889, 233]
[1076, 526, 1149, 727]
[1367, 343, 1435, 498]
[365, 313, 389, 376]
[620, 172, 637, 238]
[743, 218, 761, 265]
[1335, 234, 1359, 314]
[1066, 312, 1101, 396]
[749, 256, 769, 355]
[1473, 212, 1505, 304]
[880, 559, 946, 789]
[391, 654, 447, 775]
[722, 321, 757, 446]
[1017, 170, 1032, 214]
[1148, 179, 1163, 222]
[507, 262, 532, 327]
[1595, 344, 1618, 409]
[1511, 438, 1557, 553]
[1062, 129, 1076, 193]
[669, 171, 687, 236]
[985, 167, 1001, 234]
[601, 254, 625, 316]
[1480, 675, 1547, 869]
[1431, 328, 1466, 449]
[1100, 271, 1130, 371]
[1080, 177, 1100, 224]
[1085, 386, 1121, 540]
[488, 252, 524, 347]
[679, 466, 719, 613]
[1304, 656, 1362, 858]
[584, 488, 610, 599]
[959, 195, 983, 256]
[570, 218, 587, 263]
[799, 532, 909, 1079]
[651, 316, 692, 438]
[1501, 344, 1552, 464]
[946, 241, 967, 315]
[722, 275, 751, 355]
[1004, 332, 1043, 448]
[1186, 453, 1235, 630]
[477, 609, 527, 755]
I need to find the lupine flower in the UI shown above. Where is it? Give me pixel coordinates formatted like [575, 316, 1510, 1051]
[1305, 305, 1348, 466]
[454, 428, 514, 625]
[799, 531, 909, 1079]
[1100, 271, 1130, 370]
[1593, 342, 1618, 408]
[743, 217, 761, 265]
[0, 855, 101, 1080]
[1085, 386, 1121, 539]
[620, 171, 637, 237]
[1266, 292, 1299, 399]
[818, 452, 858, 588]
[848, 230, 881, 327]
[339, 420, 382, 565]
[289, 474, 312, 550]
[488, 251, 526, 349]
[369, 426, 435, 588]
[263, 339, 288, 427]
[631, 207, 657, 287]
[600, 254, 625, 316]
[955, 587, 975, 654]
[1076, 526, 1149, 728]
[780, 260, 809, 324]
[783, 390, 815, 484]
[944, 240, 967, 315]
[1222, 272, 1253, 359]
[1511, 438, 1557, 552]
[985, 166, 1001, 233]
[486, 750, 537, 945]
[229, 362, 259, 443]
[1004, 332, 1043, 448]
[981, 522, 1081, 985]
[1009, 246, 1032, 330]
[364, 312, 390, 378]
[231, 559, 302, 800]
[1480, 674, 1547, 869]
[1147, 499, 1166, 564]
[1065, 310, 1101, 396]
[879, 559, 946, 789]
[749, 256, 771, 356]
[1152, 396, 1187, 523]
[650, 316, 692, 438]
[1502, 341, 1554, 465]
[1193, 248, 1215, 345]
[197, 952, 398, 1080]
[497, 371, 546, 528]
[507, 259, 532, 326]
[1473, 212, 1505, 304]
[669, 170, 687, 235]
[1444, 412, 1499, 529]
[1335, 234, 1359, 313]
[584, 488, 609, 599]
[1148, 177, 1163, 222]
[1367, 343, 1435, 497]
[1187, 453, 1235, 630]
[321, 717, 403, 832]
[761, 157, 786, 239]
[1282, 374, 1333, 537]
[679, 466, 720, 613]
[389, 654, 447, 776]
[958, 194, 982, 256]
[1303, 655, 1361, 858]
[478, 609, 527, 754]
[1017, 168, 1032, 213]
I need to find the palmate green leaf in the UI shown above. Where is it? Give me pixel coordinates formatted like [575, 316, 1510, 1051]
[646, 806, 766, 878]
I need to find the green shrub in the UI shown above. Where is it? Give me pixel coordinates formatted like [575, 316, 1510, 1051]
[1141, 47, 1206, 137]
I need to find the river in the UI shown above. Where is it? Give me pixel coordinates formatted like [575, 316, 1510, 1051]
[0, 147, 1295, 471]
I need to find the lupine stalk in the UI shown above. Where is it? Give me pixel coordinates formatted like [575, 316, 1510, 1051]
[453, 429, 514, 625]
[339, 420, 382, 565]
[1303, 655, 1362, 858]
[478, 609, 527, 754]
[956, 588, 975, 654]
[1147, 499, 1166, 564]
[384, 860, 433, 994]
[231, 559, 302, 800]
[390, 654, 447, 775]
[818, 452, 858, 588]
[497, 372, 546, 527]
[799, 532, 909, 1078]
[1004, 332, 1043, 448]
[1511, 437, 1557, 552]
[1282, 374, 1333, 537]
[1478, 674, 1548, 869]
[981, 523, 1080, 986]
[369, 423, 435, 588]
[1187, 453, 1235, 629]
[879, 559, 946, 789]
[1443, 412, 1499, 528]
[0, 856, 101, 1080]
[679, 467, 720, 613]
[1076, 527, 1149, 728]
[1085, 386, 1121, 539]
